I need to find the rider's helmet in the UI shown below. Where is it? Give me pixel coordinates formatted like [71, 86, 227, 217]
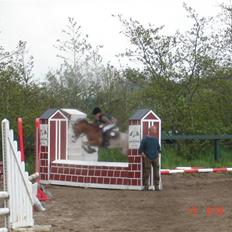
[92, 107, 102, 115]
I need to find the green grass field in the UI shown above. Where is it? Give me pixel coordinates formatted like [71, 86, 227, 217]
[98, 148, 128, 162]
[161, 144, 232, 169]
[24, 144, 232, 175]
[98, 144, 232, 169]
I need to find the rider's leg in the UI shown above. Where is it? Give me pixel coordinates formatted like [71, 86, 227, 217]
[102, 124, 116, 147]
[102, 124, 116, 133]
[102, 131, 110, 147]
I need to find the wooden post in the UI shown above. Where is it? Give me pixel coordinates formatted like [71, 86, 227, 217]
[214, 139, 220, 161]
[35, 118, 40, 174]
[17, 118, 25, 162]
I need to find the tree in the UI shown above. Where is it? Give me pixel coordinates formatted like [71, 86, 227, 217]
[214, 2, 232, 66]
[116, 5, 225, 133]
[45, 17, 106, 111]
[14, 40, 34, 86]
[116, 14, 175, 81]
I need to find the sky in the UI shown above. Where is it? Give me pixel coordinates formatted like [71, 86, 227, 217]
[0, 0, 226, 79]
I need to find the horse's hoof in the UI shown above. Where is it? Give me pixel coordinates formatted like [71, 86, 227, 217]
[72, 136, 77, 143]
[87, 147, 97, 153]
[83, 145, 96, 154]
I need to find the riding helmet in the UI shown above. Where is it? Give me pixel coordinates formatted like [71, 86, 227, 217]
[92, 107, 102, 115]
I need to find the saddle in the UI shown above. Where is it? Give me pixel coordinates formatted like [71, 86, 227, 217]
[102, 124, 119, 138]
[101, 124, 119, 147]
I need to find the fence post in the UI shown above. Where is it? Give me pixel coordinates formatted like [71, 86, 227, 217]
[214, 139, 220, 161]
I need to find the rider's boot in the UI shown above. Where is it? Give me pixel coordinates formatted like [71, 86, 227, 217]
[102, 132, 110, 148]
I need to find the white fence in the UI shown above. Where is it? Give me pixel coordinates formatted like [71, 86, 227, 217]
[1, 119, 34, 231]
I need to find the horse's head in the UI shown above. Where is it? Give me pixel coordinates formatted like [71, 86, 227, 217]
[73, 119, 88, 138]
[72, 118, 102, 146]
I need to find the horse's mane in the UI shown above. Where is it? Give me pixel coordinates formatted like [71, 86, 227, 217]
[76, 118, 99, 129]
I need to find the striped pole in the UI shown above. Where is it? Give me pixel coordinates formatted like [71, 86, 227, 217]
[161, 167, 232, 175]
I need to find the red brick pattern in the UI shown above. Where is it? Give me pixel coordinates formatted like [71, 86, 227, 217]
[45, 159, 142, 186]
[39, 123, 143, 187]
[40, 146, 49, 181]
[39, 145, 142, 187]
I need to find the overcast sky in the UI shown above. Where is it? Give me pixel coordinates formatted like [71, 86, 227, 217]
[0, 0, 225, 79]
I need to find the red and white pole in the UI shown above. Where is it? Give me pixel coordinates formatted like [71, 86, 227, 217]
[161, 167, 232, 175]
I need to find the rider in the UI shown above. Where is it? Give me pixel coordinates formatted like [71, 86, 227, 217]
[92, 107, 117, 147]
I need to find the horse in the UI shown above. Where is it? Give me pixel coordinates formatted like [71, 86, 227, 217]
[72, 119, 128, 155]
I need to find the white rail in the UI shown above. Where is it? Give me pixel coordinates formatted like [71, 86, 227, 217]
[1, 119, 34, 231]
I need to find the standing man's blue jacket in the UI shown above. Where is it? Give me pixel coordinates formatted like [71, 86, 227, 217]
[138, 136, 161, 160]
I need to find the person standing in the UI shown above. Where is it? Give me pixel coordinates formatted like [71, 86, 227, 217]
[138, 125, 161, 191]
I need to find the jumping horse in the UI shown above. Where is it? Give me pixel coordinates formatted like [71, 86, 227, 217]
[72, 119, 128, 155]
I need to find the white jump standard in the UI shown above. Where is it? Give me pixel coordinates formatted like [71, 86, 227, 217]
[37, 108, 162, 190]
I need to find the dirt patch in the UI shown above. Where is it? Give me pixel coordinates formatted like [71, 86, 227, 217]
[34, 173, 232, 232]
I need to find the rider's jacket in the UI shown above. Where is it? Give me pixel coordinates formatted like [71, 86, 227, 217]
[95, 114, 117, 134]
[95, 114, 112, 126]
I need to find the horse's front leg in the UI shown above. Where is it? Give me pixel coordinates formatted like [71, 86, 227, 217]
[82, 140, 88, 145]
[81, 141, 97, 154]
[72, 135, 78, 143]
[85, 137, 102, 147]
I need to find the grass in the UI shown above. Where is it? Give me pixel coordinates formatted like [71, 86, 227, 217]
[25, 152, 35, 175]
[98, 144, 232, 169]
[23, 144, 232, 174]
[161, 144, 232, 169]
[98, 148, 128, 162]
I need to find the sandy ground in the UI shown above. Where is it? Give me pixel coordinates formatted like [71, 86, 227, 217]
[34, 173, 232, 232]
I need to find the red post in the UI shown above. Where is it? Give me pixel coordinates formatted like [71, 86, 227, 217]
[35, 118, 41, 174]
[17, 118, 25, 162]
